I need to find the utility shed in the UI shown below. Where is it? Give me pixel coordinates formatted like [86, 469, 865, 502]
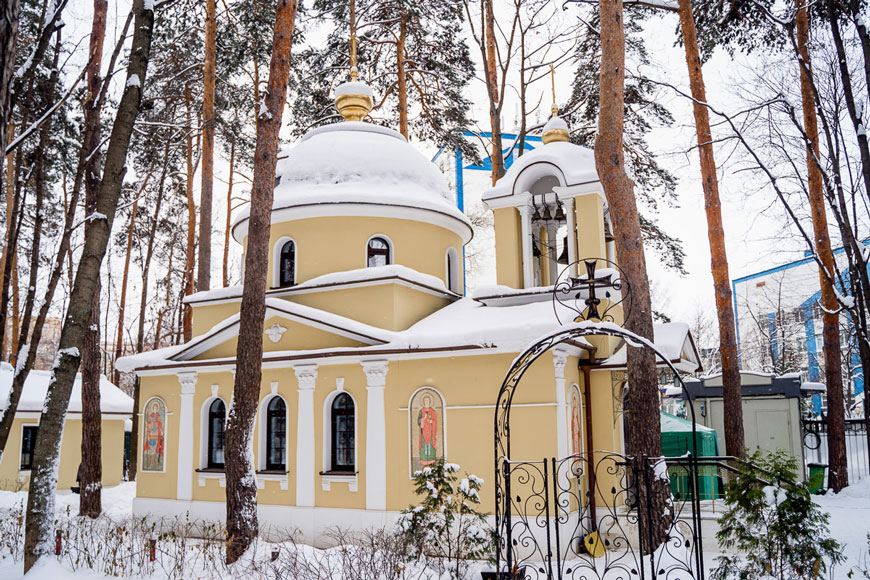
[660, 412, 720, 500]
[682, 371, 805, 480]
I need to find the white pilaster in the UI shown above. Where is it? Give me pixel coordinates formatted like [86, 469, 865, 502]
[294, 364, 318, 507]
[553, 350, 568, 460]
[176, 372, 197, 501]
[361, 360, 389, 511]
[565, 197, 577, 277]
[519, 205, 533, 289]
[547, 223, 559, 285]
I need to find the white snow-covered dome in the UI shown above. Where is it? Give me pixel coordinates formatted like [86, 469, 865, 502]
[232, 121, 472, 242]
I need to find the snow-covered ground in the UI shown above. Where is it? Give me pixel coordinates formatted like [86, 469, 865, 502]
[0, 479, 868, 579]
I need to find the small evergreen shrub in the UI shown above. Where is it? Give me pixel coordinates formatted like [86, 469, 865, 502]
[712, 449, 844, 580]
[397, 459, 494, 579]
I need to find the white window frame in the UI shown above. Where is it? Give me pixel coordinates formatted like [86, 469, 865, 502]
[364, 234, 394, 268]
[272, 236, 297, 287]
[257, 393, 289, 472]
[199, 395, 226, 470]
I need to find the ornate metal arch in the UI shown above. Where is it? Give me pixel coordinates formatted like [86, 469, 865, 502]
[493, 321, 706, 579]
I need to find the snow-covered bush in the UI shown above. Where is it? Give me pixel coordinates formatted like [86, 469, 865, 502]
[397, 459, 494, 579]
[712, 449, 844, 580]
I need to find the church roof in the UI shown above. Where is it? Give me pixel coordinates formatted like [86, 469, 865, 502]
[0, 363, 133, 415]
[231, 122, 472, 242]
[483, 141, 600, 201]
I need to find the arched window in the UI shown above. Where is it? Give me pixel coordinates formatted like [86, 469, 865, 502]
[266, 397, 287, 471]
[366, 237, 391, 268]
[207, 399, 226, 469]
[279, 240, 296, 286]
[330, 393, 355, 472]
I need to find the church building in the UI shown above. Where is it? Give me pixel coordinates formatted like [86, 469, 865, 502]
[116, 76, 701, 544]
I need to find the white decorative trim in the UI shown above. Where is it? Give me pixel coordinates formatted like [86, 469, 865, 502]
[362, 360, 388, 510]
[320, 473, 358, 492]
[445, 247, 461, 294]
[553, 350, 569, 460]
[176, 372, 197, 500]
[335, 377, 344, 390]
[211, 384, 219, 397]
[564, 197, 577, 277]
[199, 395, 226, 470]
[294, 364, 317, 507]
[265, 323, 288, 343]
[270, 381, 279, 395]
[233, 203, 473, 245]
[257, 472, 289, 491]
[519, 204, 533, 289]
[197, 472, 226, 487]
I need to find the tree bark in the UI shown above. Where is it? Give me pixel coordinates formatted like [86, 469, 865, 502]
[79, 0, 108, 518]
[223, 141, 235, 287]
[481, 0, 504, 184]
[0, 0, 21, 206]
[798, 0, 848, 491]
[676, 0, 744, 456]
[183, 83, 196, 342]
[198, 0, 216, 292]
[225, 0, 297, 563]
[397, 17, 409, 139]
[595, 0, 670, 547]
[23, 0, 154, 569]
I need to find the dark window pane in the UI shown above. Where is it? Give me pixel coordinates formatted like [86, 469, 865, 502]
[279, 240, 295, 286]
[331, 394, 355, 470]
[208, 399, 226, 468]
[20, 426, 37, 470]
[366, 237, 390, 268]
[266, 397, 286, 470]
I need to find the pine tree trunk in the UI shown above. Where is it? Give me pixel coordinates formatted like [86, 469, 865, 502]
[0, 121, 14, 359]
[595, 0, 670, 548]
[0, 0, 21, 212]
[198, 0, 216, 292]
[223, 141, 235, 287]
[23, 0, 154, 569]
[79, 0, 108, 518]
[183, 83, 196, 342]
[481, 0, 503, 184]
[800, 0, 847, 491]
[397, 17, 409, 139]
[225, 0, 297, 563]
[113, 197, 138, 387]
[676, 0, 744, 457]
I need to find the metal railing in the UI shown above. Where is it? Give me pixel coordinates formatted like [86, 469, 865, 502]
[803, 418, 870, 484]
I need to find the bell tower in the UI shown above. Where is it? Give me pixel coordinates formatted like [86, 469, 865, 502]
[482, 105, 614, 289]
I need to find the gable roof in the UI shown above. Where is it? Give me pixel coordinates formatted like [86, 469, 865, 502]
[0, 363, 133, 414]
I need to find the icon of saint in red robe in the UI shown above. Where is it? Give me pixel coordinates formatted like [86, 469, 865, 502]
[143, 400, 165, 471]
[418, 395, 438, 465]
[571, 390, 582, 456]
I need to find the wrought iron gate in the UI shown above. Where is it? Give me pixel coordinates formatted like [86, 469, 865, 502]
[494, 260, 706, 580]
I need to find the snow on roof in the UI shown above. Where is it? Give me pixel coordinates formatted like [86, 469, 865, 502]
[660, 411, 715, 433]
[483, 141, 599, 200]
[232, 122, 471, 239]
[599, 322, 700, 372]
[0, 363, 133, 414]
[292, 265, 451, 293]
[392, 297, 591, 352]
[185, 266, 453, 304]
[801, 381, 826, 393]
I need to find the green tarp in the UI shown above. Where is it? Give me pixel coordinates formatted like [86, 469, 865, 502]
[660, 412, 722, 500]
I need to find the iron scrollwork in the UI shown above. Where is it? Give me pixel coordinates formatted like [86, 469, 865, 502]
[552, 258, 632, 325]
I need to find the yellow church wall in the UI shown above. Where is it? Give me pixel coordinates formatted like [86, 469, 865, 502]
[586, 368, 624, 508]
[192, 302, 240, 338]
[191, 316, 368, 360]
[136, 374, 181, 500]
[381, 353, 563, 513]
[0, 415, 127, 492]
[286, 283, 451, 332]
[574, 194, 606, 260]
[265, 217, 463, 289]
[493, 208, 523, 288]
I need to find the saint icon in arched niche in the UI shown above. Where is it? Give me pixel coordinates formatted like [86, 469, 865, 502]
[569, 386, 583, 456]
[142, 397, 166, 472]
[410, 388, 444, 474]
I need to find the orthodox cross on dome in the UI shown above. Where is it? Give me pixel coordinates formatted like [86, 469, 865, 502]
[542, 65, 569, 144]
[335, 0, 374, 122]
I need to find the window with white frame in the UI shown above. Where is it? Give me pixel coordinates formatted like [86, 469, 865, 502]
[207, 399, 226, 469]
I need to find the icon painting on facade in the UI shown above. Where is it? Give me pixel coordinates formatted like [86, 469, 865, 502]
[410, 388, 444, 474]
[142, 397, 166, 471]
